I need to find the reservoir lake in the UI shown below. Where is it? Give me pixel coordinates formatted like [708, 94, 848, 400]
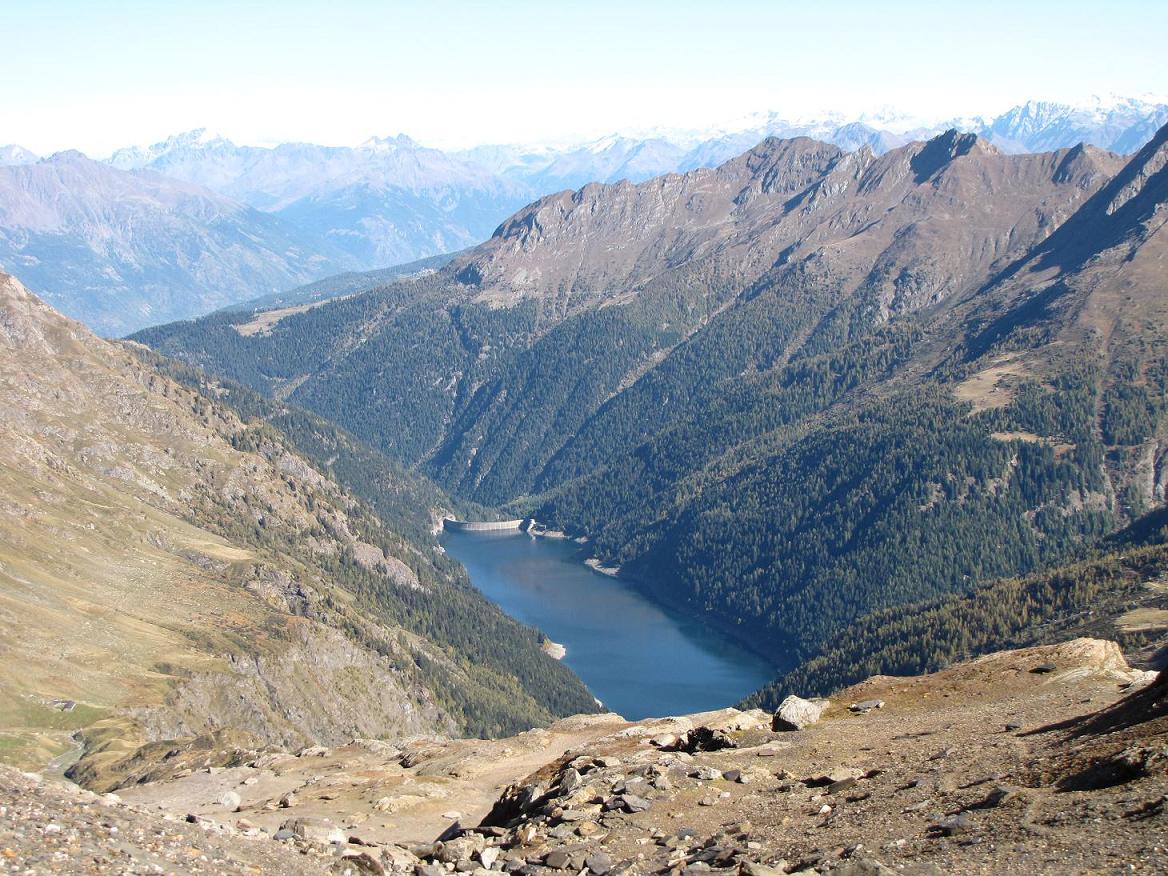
[441, 529, 778, 720]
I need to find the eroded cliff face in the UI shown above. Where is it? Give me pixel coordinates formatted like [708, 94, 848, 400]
[131, 620, 455, 750]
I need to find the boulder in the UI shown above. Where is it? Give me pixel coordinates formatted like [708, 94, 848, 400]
[555, 768, 582, 795]
[688, 766, 722, 781]
[621, 794, 652, 813]
[437, 836, 485, 864]
[544, 849, 572, 869]
[741, 863, 786, 876]
[680, 727, 736, 753]
[342, 850, 387, 875]
[478, 847, 500, 869]
[772, 696, 829, 731]
[823, 860, 899, 875]
[279, 816, 345, 845]
[930, 811, 974, 836]
[806, 766, 864, 787]
[585, 852, 612, 875]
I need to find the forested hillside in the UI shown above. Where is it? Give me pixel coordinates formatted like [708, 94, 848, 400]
[136, 125, 1168, 700]
[744, 506, 1168, 707]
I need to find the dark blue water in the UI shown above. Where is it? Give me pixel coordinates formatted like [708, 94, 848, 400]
[442, 530, 777, 720]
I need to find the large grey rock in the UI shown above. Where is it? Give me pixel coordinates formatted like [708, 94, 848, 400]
[931, 812, 974, 836]
[555, 768, 582, 795]
[585, 852, 613, 875]
[823, 860, 899, 876]
[544, 849, 572, 870]
[342, 850, 387, 875]
[478, 847, 500, 869]
[773, 696, 829, 731]
[279, 816, 346, 845]
[437, 836, 485, 863]
[621, 793, 652, 813]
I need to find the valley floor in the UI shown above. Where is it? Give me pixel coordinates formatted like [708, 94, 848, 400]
[2, 639, 1166, 875]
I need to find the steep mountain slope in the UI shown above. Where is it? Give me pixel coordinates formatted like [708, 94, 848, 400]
[745, 506, 1168, 708]
[0, 272, 595, 778]
[135, 126, 1168, 698]
[532, 126, 1167, 665]
[0, 153, 355, 334]
[140, 130, 1124, 488]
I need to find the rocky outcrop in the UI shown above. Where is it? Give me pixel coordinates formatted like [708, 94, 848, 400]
[131, 620, 454, 750]
[772, 696, 829, 732]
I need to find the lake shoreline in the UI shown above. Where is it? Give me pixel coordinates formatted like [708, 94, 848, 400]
[572, 547, 791, 686]
[441, 528, 778, 720]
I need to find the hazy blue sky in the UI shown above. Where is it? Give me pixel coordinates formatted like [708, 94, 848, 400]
[3, 0, 1166, 155]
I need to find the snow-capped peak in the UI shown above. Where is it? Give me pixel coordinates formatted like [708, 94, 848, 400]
[0, 144, 39, 166]
[358, 134, 420, 153]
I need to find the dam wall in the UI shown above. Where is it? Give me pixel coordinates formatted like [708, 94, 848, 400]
[441, 517, 527, 533]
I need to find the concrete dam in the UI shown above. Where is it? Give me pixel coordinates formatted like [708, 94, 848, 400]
[441, 517, 528, 533]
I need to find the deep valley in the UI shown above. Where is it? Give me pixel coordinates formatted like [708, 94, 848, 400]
[2, 20, 1168, 870]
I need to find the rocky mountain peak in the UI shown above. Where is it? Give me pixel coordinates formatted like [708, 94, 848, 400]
[44, 148, 91, 164]
[1103, 120, 1168, 217]
[359, 133, 422, 152]
[729, 136, 845, 193]
[909, 128, 996, 182]
[0, 144, 39, 166]
[0, 272, 79, 352]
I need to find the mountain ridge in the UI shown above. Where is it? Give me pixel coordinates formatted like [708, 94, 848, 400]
[3, 97, 1165, 336]
[136, 123, 1168, 706]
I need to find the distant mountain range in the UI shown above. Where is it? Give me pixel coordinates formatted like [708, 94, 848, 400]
[1, 97, 1165, 334]
[0, 151, 355, 335]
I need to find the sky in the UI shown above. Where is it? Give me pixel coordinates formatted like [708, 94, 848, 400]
[2, 0, 1166, 156]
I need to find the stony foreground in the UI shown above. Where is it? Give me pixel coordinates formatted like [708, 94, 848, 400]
[2, 639, 1166, 875]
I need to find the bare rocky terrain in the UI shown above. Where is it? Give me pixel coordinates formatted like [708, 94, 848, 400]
[2, 639, 1164, 875]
